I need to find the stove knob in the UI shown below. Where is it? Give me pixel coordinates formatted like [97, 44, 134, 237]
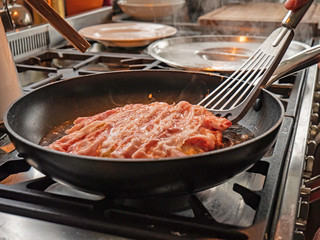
[304, 155, 314, 179]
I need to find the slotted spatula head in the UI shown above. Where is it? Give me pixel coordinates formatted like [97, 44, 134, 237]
[198, 0, 314, 123]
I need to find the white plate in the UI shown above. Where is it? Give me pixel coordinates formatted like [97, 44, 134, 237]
[117, 0, 185, 19]
[78, 22, 177, 48]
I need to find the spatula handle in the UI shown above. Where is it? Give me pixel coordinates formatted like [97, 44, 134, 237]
[25, 0, 90, 53]
[282, 0, 314, 29]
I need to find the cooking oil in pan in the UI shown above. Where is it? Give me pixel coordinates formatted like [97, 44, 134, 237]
[222, 124, 254, 148]
[39, 120, 72, 147]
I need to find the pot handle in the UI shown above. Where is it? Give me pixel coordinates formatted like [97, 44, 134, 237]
[266, 44, 320, 87]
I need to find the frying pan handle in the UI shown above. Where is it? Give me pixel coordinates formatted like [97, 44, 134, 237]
[282, 0, 314, 29]
[266, 44, 320, 87]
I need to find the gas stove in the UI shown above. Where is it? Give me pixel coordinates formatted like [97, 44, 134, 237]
[0, 6, 319, 240]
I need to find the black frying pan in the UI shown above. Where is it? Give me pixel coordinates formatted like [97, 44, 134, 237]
[2, 70, 284, 198]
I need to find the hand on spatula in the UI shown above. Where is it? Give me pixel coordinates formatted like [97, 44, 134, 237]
[285, 0, 310, 10]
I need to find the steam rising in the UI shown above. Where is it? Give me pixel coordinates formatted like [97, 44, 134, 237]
[167, 0, 314, 42]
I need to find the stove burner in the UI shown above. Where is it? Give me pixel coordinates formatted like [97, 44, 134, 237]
[36, 170, 261, 221]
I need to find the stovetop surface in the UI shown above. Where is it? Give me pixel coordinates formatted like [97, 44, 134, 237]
[0, 36, 310, 239]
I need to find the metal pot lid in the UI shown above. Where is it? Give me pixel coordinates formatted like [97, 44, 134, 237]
[147, 35, 309, 73]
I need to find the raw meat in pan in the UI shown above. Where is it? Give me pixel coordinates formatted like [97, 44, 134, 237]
[48, 101, 232, 159]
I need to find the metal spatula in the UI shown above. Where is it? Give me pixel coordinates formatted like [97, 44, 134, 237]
[198, 0, 314, 123]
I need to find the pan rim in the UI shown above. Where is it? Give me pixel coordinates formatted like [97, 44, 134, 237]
[3, 70, 285, 163]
